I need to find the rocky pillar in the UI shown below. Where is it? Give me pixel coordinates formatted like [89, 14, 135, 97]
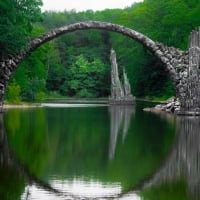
[109, 49, 135, 104]
[179, 28, 200, 114]
[109, 49, 124, 101]
[123, 68, 135, 101]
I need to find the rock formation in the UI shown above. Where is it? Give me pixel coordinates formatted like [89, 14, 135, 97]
[123, 68, 135, 102]
[182, 28, 200, 113]
[109, 49, 135, 104]
[109, 48, 125, 101]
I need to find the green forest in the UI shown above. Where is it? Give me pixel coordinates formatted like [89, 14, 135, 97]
[1, 0, 200, 103]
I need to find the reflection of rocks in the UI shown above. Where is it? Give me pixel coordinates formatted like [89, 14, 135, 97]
[122, 106, 135, 142]
[142, 116, 200, 199]
[109, 105, 135, 160]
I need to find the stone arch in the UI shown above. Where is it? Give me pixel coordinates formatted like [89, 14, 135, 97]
[1, 21, 188, 111]
[22, 21, 180, 81]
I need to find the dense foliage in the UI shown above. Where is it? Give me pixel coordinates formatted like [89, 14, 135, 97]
[0, 0, 42, 58]
[3, 0, 200, 101]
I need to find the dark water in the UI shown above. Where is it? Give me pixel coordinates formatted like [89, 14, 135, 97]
[0, 101, 199, 199]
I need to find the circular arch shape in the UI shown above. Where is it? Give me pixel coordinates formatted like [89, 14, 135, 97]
[0, 20, 182, 111]
[22, 21, 178, 84]
[27, 21, 161, 62]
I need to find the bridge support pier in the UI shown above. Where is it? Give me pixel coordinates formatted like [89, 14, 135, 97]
[0, 72, 5, 113]
[0, 97, 4, 113]
[0, 87, 5, 113]
[0, 58, 14, 113]
[176, 28, 200, 115]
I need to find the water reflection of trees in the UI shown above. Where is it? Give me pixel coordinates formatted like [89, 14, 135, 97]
[0, 112, 121, 200]
[141, 116, 200, 199]
[108, 105, 135, 160]
[0, 114, 64, 199]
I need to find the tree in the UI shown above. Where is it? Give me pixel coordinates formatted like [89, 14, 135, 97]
[0, 0, 42, 58]
[5, 80, 21, 103]
[12, 25, 48, 102]
[61, 55, 110, 97]
[6, 0, 200, 101]
[45, 41, 66, 93]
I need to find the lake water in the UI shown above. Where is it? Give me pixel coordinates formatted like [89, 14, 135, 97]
[0, 101, 199, 200]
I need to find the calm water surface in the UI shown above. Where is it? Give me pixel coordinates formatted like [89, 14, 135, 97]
[0, 101, 199, 199]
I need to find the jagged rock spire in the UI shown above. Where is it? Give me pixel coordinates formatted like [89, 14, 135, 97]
[110, 48, 124, 100]
[109, 49, 135, 104]
[123, 68, 135, 101]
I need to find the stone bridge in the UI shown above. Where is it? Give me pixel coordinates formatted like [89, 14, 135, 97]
[0, 21, 199, 114]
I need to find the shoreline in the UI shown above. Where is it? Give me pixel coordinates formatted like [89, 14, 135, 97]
[2, 98, 168, 110]
[3, 103, 41, 109]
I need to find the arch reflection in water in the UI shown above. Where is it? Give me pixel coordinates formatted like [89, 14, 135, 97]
[0, 114, 62, 199]
[0, 114, 122, 199]
[141, 116, 200, 200]
[1, 105, 175, 199]
[21, 181, 121, 199]
[109, 105, 135, 160]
